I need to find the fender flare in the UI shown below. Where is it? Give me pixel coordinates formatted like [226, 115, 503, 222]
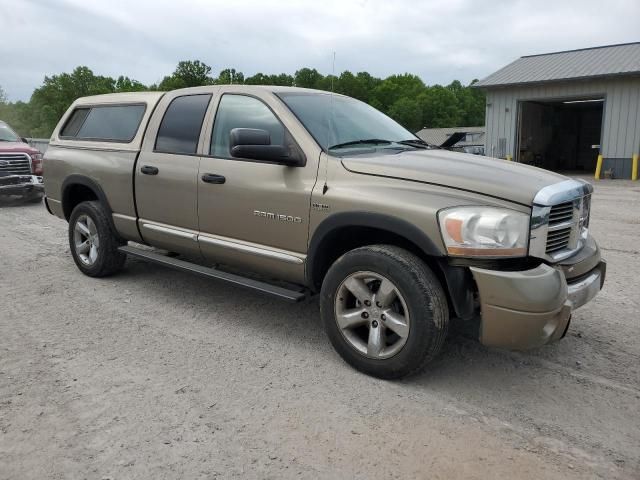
[306, 211, 445, 287]
[61, 174, 114, 221]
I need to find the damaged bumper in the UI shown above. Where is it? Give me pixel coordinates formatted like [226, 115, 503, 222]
[0, 175, 44, 196]
[471, 237, 605, 350]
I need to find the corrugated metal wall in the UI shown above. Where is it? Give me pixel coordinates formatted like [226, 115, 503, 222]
[484, 77, 640, 177]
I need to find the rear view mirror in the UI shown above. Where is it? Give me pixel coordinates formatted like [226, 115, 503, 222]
[229, 128, 304, 167]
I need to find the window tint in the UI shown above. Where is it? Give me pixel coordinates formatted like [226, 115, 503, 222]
[155, 94, 211, 154]
[60, 108, 90, 137]
[210, 95, 284, 157]
[71, 105, 145, 141]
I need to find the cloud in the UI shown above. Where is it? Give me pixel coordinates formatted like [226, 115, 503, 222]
[0, 0, 638, 101]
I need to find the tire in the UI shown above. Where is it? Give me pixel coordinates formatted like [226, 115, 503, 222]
[68, 201, 126, 277]
[320, 245, 449, 379]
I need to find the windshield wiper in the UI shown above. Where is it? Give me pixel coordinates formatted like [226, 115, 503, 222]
[396, 139, 436, 149]
[329, 139, 392, 150]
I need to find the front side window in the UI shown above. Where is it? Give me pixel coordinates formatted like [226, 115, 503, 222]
[61, 105, 145, 142]
[210, 95, 285, 157]
[155, 94, 211, 155]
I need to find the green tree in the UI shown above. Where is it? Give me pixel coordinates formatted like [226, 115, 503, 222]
[159, 60, 214, 90]
[115, 76, 148, 92]
[217, 68, 244, 85]
[388, 97, 423, 132]
[2, 62, 487, 140]
[28, 66, 116, 137]
[419, 85, 461, 128]
[294, 68, 324, 89]
[457, 80, 485, 126]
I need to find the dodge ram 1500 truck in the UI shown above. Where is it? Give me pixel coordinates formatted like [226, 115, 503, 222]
[43, 86, 605, 378]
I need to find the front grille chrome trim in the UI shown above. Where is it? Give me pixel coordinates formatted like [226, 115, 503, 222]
[0, 152, 32, 176]
[529, 179, 593, 263]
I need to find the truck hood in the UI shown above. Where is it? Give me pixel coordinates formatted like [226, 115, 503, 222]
[340, 149, 567, 206]
[0, 141, 39, 155]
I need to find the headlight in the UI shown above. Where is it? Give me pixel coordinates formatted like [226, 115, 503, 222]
[438, 206, 529, 257]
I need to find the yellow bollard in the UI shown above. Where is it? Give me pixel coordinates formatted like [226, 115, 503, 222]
[632, 154, 638, 181]
[594, 154, 603, 180]
[506, 154, 512, 161]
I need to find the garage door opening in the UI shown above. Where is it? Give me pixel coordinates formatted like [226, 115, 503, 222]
[516, 98, 603, 173]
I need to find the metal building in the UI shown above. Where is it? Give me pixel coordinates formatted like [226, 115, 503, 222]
[475, 42, 640, 179]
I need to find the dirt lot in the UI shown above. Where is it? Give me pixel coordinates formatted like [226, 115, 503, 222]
[1, 179, 639, 479]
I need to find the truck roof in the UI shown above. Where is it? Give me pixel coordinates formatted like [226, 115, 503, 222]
[73, 85, 343, 106]
[72, 91, 166, 105]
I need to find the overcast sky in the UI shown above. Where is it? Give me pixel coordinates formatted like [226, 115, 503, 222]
[1, 0, 639, 101]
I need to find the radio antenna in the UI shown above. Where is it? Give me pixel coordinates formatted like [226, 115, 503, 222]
[323, 51, 336, 195]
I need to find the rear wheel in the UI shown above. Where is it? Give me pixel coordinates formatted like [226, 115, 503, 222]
[320, 245, 449, 379]
[68, 201, 126, 277]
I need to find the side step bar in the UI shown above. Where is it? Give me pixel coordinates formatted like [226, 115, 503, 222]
[118, 245, 308, 303]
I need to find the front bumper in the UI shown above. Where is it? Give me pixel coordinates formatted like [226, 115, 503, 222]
[470, 238, 605, 350]
[0, 175, 44, 196]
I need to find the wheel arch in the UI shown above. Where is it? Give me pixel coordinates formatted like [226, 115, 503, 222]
[307, 212, 444, 289]
[61, 175, 113, 221]
[306, 211, 476, 320]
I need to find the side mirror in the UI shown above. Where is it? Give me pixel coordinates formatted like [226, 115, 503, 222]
[229, 128, 304, 167]
[21, 137, 29, 144]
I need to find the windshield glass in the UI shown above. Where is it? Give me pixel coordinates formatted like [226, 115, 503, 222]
[0, 122, 20, 142]
[277, 93, 417, 152]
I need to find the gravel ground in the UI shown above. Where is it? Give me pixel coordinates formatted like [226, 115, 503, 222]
[1, 178, 639, 479]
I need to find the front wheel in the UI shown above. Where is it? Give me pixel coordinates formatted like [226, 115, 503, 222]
[68, 201, 126, 277]
[320, 245, 449, 379]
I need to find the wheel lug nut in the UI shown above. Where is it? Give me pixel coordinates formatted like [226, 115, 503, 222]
[364, 300, 371, 306]
[376, 301, 382, 307]
[371, 320, 378, 328]
[361, 312, 369, 319]
[381, 314, 386, 321]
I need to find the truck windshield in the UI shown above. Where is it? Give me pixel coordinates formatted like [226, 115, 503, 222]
[277, 92, 419, 152]
[0, 122, 21, 142]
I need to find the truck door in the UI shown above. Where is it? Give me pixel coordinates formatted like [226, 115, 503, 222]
[197, 90, 320, 284]
[135, 92, 214, 257]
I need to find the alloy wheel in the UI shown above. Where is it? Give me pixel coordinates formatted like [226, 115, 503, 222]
[73, 214, 100, 266]
[334, 271, 410, 359]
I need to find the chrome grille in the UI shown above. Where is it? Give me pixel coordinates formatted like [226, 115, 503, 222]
[0, 153, 31, 175]
[546, 226, 572, 253]
[545, 201, 578, 253]
[529, 179, 593, 262]
[548, 201, 574, 225]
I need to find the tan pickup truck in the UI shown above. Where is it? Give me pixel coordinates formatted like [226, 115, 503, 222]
[43, 86, 605, 378]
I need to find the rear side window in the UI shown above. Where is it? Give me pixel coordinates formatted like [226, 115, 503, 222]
[155, 94, 211, 155]
[60, 104, 145, 142]
[60, 108, 90, 137]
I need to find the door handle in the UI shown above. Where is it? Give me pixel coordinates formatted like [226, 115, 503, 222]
[201, 173, 226, 184]
[141, 165, 159, 175]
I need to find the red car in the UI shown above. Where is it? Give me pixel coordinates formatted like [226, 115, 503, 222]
[0, 120, 44, 202]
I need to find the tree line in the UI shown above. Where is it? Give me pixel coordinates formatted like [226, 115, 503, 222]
[0, 60, 485, 138]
